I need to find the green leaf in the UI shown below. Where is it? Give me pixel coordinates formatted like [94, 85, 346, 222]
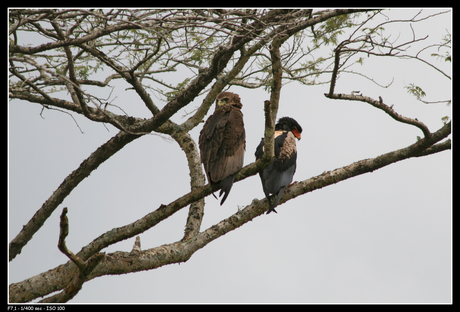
[441, 116, 451, 125]
[405, 83, 426, 100]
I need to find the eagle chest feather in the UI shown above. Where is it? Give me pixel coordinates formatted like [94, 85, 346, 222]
[275, 130, 297, 168]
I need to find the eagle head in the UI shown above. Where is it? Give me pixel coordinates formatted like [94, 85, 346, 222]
[215, 92, 243, 110]
[276, 117, 303, 140]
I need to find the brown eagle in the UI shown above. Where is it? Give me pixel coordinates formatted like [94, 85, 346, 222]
[199, 92, 246, 205]
[255, 117, 302, 214]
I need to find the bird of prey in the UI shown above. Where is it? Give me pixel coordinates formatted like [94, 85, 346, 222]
[255, 117, 302, 214]
[199, 92, 246, 205]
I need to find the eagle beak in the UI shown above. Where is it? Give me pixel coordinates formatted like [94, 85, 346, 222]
[292, 128, 301, 140]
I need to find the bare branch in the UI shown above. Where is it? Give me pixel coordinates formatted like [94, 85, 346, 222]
[414, 138, 451, 157]
[260, 35, 287, 165]
[76, 42, 160, 116]
[57, 208, 85, 270]
[173, 130, 206, 241]
[39, 208, 105, 303]
[328, 42, 344, 96]
[325, 92, 431, 138]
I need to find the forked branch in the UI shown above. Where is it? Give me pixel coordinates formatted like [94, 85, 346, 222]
[40, 208, 105, 303]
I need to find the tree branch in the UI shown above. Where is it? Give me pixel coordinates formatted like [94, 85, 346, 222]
[76, 42, 160, 117]
[39, 208, 105, 303]
[57, 208, 85, 271]
[413, 138, 450, 157]
[259, 34, 287, 166]
[9, 22, 142, 55]
[173, 130, 206, 241]
[328, 41, 345, 96]
[50, 21, 91, 118]
[324, 92, 431, 138]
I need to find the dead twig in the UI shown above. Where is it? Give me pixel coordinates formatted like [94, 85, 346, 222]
[39, 208, 105, 303]
[324, 92, 431, 138]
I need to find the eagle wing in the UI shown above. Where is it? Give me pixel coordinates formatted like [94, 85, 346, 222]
[255, 131, 297, 213]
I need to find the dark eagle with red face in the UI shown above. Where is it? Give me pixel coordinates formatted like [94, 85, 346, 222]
[199, 92, 246, 205]
[255, 117, 302, 214]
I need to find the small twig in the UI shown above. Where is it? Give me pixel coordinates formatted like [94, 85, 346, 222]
[130, 37, 163, 75]
[58, 208, 85, 270]
[51, 21, 91, 117]
[129, 236, 142, 256]
[40, 105, 85, 134]
[328, 41, 349, 96]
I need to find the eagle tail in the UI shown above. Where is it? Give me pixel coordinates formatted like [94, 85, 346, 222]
[219, 174, 235, 205]
[266, 186, 285, 214]
[262, 185, 277, 214]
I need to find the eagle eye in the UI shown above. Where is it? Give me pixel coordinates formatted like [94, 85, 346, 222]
[217, 97, 229, 106]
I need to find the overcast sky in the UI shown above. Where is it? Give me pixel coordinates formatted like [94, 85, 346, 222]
[9, 8, 451, 303]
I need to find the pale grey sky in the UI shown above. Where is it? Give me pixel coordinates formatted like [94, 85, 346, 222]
[9, 9, 451, 303]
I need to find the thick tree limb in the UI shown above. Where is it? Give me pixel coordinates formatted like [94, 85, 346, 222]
[173, 130, 206, 241]
[414, 138, 450, 156]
